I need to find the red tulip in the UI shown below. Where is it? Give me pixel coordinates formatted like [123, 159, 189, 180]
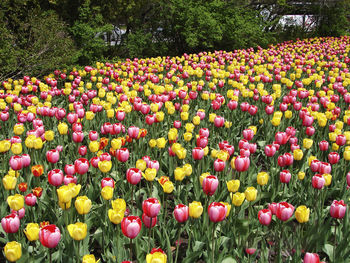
[280, 170, 291, 184]
[264, 145, 276, 157]
[89, 131, 99, 141]
[275, 132, 289, 145]
[142, 198, 161, 218]
[117, 148, 130, 162]
[173, 204, 189, 223]
[192, 147, 204, 160]
[330, 200, 346, 219]
[126, 168, 142, 185]
[318, 140, 329, 151]
[173, 120, 181, 129]
[245, 248, 257, 255]
[74, 158, 90, 175]
[196, 136, 208, 148]
[328, 152, 340, 164]
[234, 156, 250, 172]
[101, 177, 115, 188]
[1, 213, 20, 233]
[46, 149, 60, 164]
[214, 116, 224, 127]
[9, 155, 23, 170]
[48, 169, 64, 187]
[78, 145, 87, 156]
[64, 164, 76, 175]
[213, 159, 225, 172]
[25, 193, 37, 206]
[39, 224, 61, 248]
[202, 175, 219, 196]
[243, 129, 254, 141]
[318, 162, 331, 174]
[72, 131, 84, 143]
[312, 174, 325, 189]
[303, 252, 320, 263]
[128, 126, 140, 139]
[208, 202, 226, 222]
[258, 209, 272, 226]
[121, 216, 142, 239]
[142, 213, 157, 228]
[276, 202, 294, 221]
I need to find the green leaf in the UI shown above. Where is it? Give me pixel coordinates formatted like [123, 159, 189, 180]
[221, 257, 238, 263]
[323, 243, 334, 260]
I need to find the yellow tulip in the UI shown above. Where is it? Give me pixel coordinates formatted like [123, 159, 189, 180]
[44, 130, 55, 141]
[183, 163, 192, 176]
[156, 138, 167, 148]
[244, 187, 257, 202]
[67, 222, 87, 241]
[136, 159, 147, 171]
[4, 241, 22, 262]
[257, 172, 269, 186]
[75, 196, 92, 215]
[303, 138, 313, 149]
[24, 223, 40, 241]
[111, 198, 126, 212]
[295, 205, 310, 223]
[10, 143, 22, 155]
[323, 173, 332, 186]
[108, 209, 124, 224]
[298, 171, 306, 180]
[149, 139, 157, 148]
[89, 141, 100, 153]
[174, 167, 185, 181]
[13, 124, 25, 135]
[98, 160, 112, 173]
[293, 149, 304, 161]
[231, 192, 245, 206]
[144, 168, 157, 181]
[58, 122, 68, 135]
[82, 254, 99, 263]
[162, 181, 174, 193]
[57, 185, 73, 203]
[7, 194, 24, 211]
[189, 201, 203, 218]
[226, 179, 240, 192]
[2, 175, 17, 190]
[146, 251, 167, 263]
[101, 186, 113, 200]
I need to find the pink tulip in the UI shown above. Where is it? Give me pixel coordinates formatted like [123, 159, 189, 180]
[276, 202, 294, 221]
[330, 200, 346, 219]
[173, 204, 189, 223]
[48, 169, 64, 187]
[208, 202, 226, 222]
[142, 198, 161, 218]
[1, 213, 20, 233]
[39, 224, 61, 248]
[258, 209, 272, 226]
[202, 175, 219, 196]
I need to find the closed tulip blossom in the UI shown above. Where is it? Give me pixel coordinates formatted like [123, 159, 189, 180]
[202, 175, 219, 196]
[142, 198, 161, 218]
[258, 209, 272, 225]
[173, 204, 189, 223]
[1, 213, 20, 233]
[276, 202, 294, 221]
[208, 202, 226, 222]
[121, 216, 142, 239]
[330, 200, 346, 219]
[39, 224, 61, 248]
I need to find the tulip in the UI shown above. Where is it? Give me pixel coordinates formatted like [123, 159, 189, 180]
[7, 194, 24, 211]
[128, 126, 140, 139]
[75, 196, 92, 215]
[231, 192, 245, 206]
[276, 202, 294, 221]
[24, 223, 40, 241]
[257, 172, 269, 186]
[245, 248, 257, 255]
[98, 160, 112, 173]
[117, 148, 130, 162]
[280, 170, 291, 184]
[67, 222, 87, 240]
[234, 156, 250, 172]
[312, 174, 325, 189]
[173, 204, 189, 223]
[18, 182, 27, 192]
[258, 209, 272, 225]
[101, 177, 115, 188]
[46, 149, 60, 163]
[31, 164, 44, 177]
[9, 155, 23, 171]
[202, 175, 219, 196]
[192, 147, 204, 160]
[74, 158, 90, 175]
[244, 187, 257, 201]
[146, 248, 167, 263]
[121, 216, 142, 239]
[162, 181, 174, 193]
[142, 198, 161, 218]
[330, 200, 346, 219]
[82, 254, 99, 263]
[213, 158, 225, 172]
[2, 175, 17, 190]
[243, 129, 254, 141]
[295, 205, 310, 223]
[226, 179, 240, 192]
[25, 193, 37, 206]
[108, 209, 124, 224]
[189, 201, 203, 218]
[101, 186, 113, 200]
[265, 144, 276, 157]
[328, 152, 340, 164]
[4, 241, 22, 262]
[32, 187, 43, 198]
[142, 213, 157, 228]
[303, 252, 320, 263]
[1, 213, 20, 233]
[39, 224, 61, 248]
[208, 202, 226, 222]
[48, 169, 64, 187]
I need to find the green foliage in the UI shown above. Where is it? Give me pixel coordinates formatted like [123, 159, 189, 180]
[0, 2, 76, 80]
[70, 0, 113, 65]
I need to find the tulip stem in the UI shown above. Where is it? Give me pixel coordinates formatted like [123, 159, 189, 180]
[211, 222, 215, 263]
[334, 222, 337, 263]
[174, 226, 182, 263]
[129, 238, 133, 261]
[48, 248, 52, 263]
[148, 222, 152, 253]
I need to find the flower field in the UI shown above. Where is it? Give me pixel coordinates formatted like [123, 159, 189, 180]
[1, 36, 350, 262]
